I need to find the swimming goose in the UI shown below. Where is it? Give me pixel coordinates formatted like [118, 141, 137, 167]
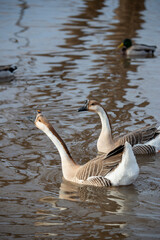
[0, 65, 17, 82]
[34, 110, 139, 187]
[78, 100, 160, 155]
[118, 38, 157, 56]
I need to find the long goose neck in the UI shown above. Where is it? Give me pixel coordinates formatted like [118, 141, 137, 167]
[41, 122, 78, 180]
[97, 107, 112, 138]
[96, 106, 114, 153]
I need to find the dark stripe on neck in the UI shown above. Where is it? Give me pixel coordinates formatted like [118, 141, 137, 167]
[47, 122, 73, 160]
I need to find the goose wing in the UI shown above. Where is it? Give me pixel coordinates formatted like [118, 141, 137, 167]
[132, 144, 156, 155]
[115, 126, 158, 147]
[76, 151, 123, 186]
[82, 176, 112, 187]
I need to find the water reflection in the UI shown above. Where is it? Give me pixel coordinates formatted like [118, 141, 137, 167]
[51, 0, 150, 138]
[15, 0, 29, 48]
[35, 179, 140, 239]
[60, 0, 106, 48]
[86, 0, 147, 118]
[1, 0, 160, 239]
[59, 178, 139, 213]
[112, 0, 145, 41]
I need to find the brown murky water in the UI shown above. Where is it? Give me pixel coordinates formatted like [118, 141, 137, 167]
[0, 0, 160, 239]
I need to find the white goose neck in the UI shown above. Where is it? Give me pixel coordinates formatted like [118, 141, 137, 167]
[96, 106, 113, 153]
[40, 123, 78, 180]
[97, 106, 112, 136]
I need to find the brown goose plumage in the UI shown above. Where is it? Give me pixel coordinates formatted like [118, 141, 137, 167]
[115, 126, 158, 146]
[76, 150, 123, 186]
[78, 100, 160, 155]
[34, 111, 139, 187]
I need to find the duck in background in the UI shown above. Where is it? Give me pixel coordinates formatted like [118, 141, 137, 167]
[0, 65, 17, 82]
[118, 38, 157, 56]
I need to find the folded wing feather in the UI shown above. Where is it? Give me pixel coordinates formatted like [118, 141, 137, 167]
[76, 151, 123, 183]
[116, 126, 158, 146]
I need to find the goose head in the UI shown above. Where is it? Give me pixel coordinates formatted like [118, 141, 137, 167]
[35, 110, 52, 132]
[78, 100, 102, 113]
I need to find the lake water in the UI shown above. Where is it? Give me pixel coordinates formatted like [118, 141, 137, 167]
[0, 0, 160, 239]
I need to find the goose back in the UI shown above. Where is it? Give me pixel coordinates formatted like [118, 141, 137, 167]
[115, 126, 158, 147]
[76, 152, 123, 182]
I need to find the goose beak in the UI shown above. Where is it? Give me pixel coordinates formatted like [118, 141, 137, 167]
[28, 110, 42, 123]
[117, 42, 124, 49]
[78, 105, 87, 112]
[35, 109, 42, 123]
[78, 101, 88, 112]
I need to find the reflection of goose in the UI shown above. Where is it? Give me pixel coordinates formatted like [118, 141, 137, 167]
[35, 110, 139, 187]
[59, 178, 137, 215]
[59, 178, 124, 207]
[0, 65, 17, 82]
[78, 100, 160, 155]
[118, 38, 157, 56]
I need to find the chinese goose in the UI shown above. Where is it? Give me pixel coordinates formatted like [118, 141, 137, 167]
[34, 110, 139, 187]
[118, 38, 157, 56]
[0, 65, 17, 82]
[78, 100, 160, 155]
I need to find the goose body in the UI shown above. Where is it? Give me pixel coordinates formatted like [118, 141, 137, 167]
[0, 65, 17, 82]
[118, 39, 157, 56]
[34, 111, 139, 187]
[78, 100, 160, 155]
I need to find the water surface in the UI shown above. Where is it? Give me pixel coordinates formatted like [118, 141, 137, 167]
[0, 0, 160, 239]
